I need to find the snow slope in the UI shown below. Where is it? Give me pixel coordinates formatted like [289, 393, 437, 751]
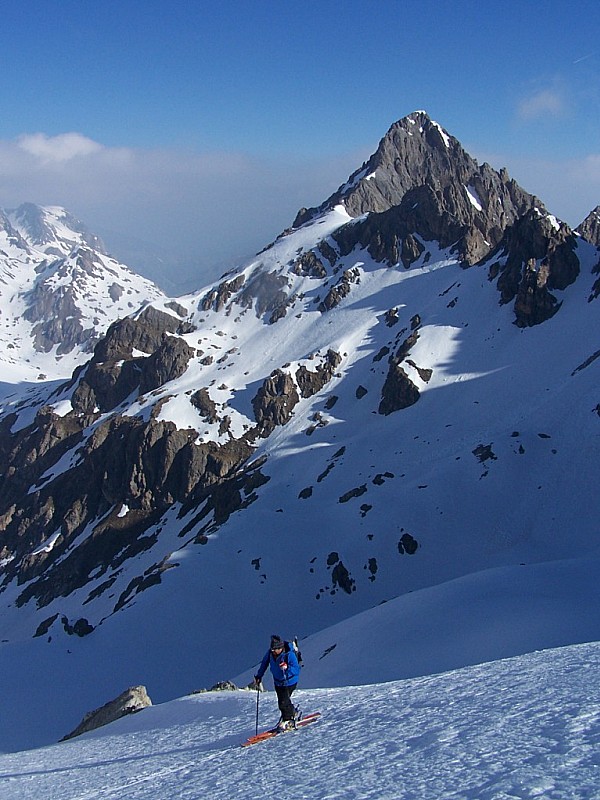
[0, 198, 598, 751]
[0, 554, 598, 754]
[0, 117, 598, 759]
[0, 641, 598, 799]
[237, 555, 600, 690]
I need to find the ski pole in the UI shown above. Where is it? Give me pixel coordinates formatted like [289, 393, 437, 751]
[255, 682, 260, 736]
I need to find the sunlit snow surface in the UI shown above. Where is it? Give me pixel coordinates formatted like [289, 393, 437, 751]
[0, 200, 599, 763]
[0, 642, 598, 799]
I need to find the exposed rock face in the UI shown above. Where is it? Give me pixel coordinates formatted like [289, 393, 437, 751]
[201, 275, 246, 312]
[577, 207, 600, 301]
[512, 259, 561, 327]
[0, 209, 30, 250]
[24, 275, 89, 354]
[319, 268, 361, 312]
[292, 250, 328, 279]
[378, 325, 423, 415]
[379, 363, 420, 415]
[576, 206, 600, 246]
[250, 352, 342, 438]
[398, 531, 419, 555]
[72, 308, 195, 414]
[252, 370, 300, 436]
[333, 185, 467, 266]
[73, 332, 196, 414]
[61, 686, 152, 741]
[191, 388, 219, 422]
[177, 449, 268, 538]
[93, 307, 189, 361]
[0, 401, 264, 610]
[201, 268, 296, 324]
[487, 210, 580, 326]
[295, 111, 540, 268]
[296, 350, 342, 397]
[238, 271, 290, 318]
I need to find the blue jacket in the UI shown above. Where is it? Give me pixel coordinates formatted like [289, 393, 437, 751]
[256, 644, 300, 687]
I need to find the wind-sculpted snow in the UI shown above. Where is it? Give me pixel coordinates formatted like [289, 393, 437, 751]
[0, 642, 598, 799]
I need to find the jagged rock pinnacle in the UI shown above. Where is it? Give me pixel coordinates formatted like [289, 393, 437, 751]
[576, 206, 600, 246]
[292, 112, 542, 262]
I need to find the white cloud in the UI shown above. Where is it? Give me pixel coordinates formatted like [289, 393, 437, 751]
[0, 132, 360, 291]
[17, 132, 104, 163]
[517, 88, 566, 121]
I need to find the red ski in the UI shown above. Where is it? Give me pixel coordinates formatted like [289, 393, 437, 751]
[242, 712, 321, 747]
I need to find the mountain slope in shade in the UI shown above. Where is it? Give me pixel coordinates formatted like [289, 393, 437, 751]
[0, 203, 164, 384]
[576, 205, 600, 300]
[0, 112, 598, 752]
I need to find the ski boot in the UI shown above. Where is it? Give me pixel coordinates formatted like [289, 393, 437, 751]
[275, 719, 295, 733]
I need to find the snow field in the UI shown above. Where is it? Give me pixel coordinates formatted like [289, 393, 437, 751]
[0, 642, 598, 799]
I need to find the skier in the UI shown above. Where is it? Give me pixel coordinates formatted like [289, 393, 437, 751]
[254, 634, 301, 732]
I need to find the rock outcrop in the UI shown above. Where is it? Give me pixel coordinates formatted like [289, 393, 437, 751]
[296, 350, 342, 397]
[319, 268, 361, 312]
[576, 206, 600, 246]
[486, 209, 580, 326]
[252, 370, 300, 436]
[378, 324, 423, 415]
[71, 308, 196, 414]
[61, 686, 152, 741]
[577, 207, 600, 301]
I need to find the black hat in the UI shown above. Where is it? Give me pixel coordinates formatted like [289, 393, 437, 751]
[270, 634, 284, 651]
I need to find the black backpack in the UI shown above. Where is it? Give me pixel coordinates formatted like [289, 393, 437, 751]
[285, 637, 303, 665]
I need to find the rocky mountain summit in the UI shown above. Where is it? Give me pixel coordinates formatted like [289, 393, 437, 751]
[0, 113, 598, 744]
[10, 202, 106, 256]
[577, 205, 600, 246]
[294, 111, 541, 264]
[292, 112, 580, 327]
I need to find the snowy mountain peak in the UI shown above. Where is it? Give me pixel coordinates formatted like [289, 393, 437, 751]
[292, 111, 544, 271]
[9, 202, 106, 258]
[0, 203, 164, 382]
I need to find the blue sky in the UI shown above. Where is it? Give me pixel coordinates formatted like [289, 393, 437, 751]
[1, 0, 599, 289]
